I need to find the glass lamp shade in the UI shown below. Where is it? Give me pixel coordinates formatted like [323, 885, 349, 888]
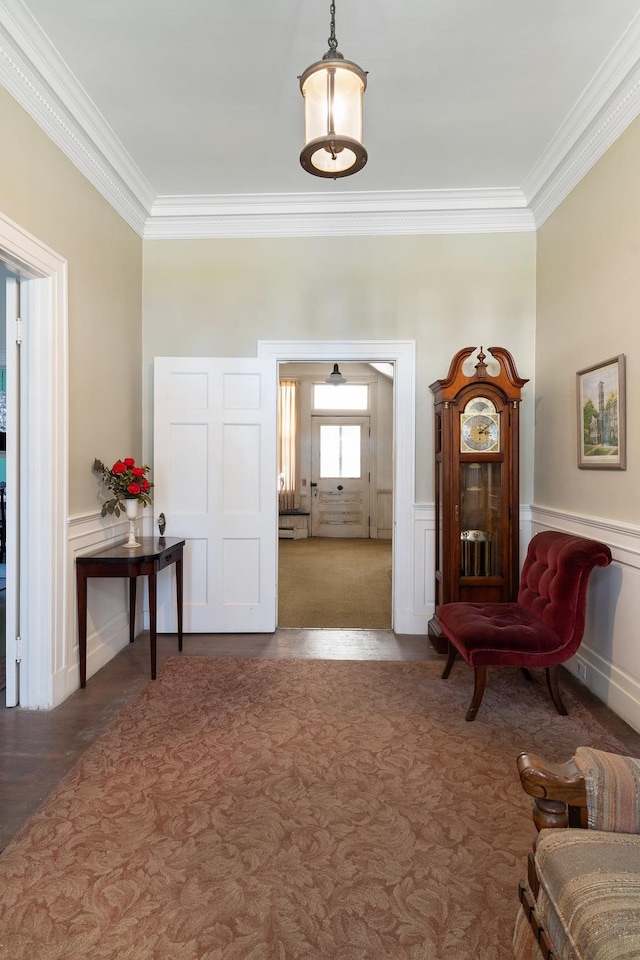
[325, 363, 347, 385]
[299, 58, 367, 178]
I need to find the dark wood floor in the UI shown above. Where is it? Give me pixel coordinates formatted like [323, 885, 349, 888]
[2, 629, 640, 853]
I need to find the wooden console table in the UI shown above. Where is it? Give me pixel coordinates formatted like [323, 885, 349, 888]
[76, 536, 185, 687]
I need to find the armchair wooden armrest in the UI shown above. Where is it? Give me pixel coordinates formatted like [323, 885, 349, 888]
[517, 751, 588, 832]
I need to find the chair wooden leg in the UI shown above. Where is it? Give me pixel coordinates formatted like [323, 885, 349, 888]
[521, 667, 533, 682]
[466, 666, 487, 721]
[546, 665, 568, 716]
[441, 642, 457, 679]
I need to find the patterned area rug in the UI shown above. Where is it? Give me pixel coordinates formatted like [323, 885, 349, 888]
[0, 657, 625, 959]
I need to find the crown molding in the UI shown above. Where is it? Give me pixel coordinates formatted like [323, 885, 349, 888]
[1, 0, 640, 238]
[525, 11, 640, 227]
[0, 0, 152, 235]
[145, 189, 535, 238]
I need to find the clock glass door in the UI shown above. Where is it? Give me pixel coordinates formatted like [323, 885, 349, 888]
[459, 462, 503, 578]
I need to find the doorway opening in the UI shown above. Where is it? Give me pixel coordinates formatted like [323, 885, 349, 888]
[277, 360, 392, 629]
[258, 338, 416, 636]
[0, 210, 68, 710]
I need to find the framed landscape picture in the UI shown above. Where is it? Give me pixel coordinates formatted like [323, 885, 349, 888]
[576, 354, 626, 469]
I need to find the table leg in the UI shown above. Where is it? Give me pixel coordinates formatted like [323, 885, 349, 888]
[176, 557, 183, 651]
[77, 569, 88, 688]
[149, 572, 157, 680]
[129, 577, 137, 643]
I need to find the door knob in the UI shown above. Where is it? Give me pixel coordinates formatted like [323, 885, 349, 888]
[337, 485, 343, 491]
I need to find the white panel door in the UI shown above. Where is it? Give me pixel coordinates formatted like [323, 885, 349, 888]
[311, 416, 370, 537]
[153, 357, 277, 633]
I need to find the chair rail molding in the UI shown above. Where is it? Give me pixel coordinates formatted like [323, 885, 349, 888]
[531, 503, 640, 735]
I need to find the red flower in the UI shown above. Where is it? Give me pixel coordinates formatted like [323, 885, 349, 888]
[94, 457, 153, 518]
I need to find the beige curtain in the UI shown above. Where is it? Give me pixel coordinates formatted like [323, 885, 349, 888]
[278, 380, 300, 511]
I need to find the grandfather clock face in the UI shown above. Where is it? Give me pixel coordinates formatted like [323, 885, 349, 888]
[459, 397, 500, 454]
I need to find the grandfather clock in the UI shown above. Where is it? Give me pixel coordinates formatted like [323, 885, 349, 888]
[428, 346, 528, 653]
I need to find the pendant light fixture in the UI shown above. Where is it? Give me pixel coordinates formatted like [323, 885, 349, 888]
[325, 363, 347, 385]
[299, 1, 368, 179]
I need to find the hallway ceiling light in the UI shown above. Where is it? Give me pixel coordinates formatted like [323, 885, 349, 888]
[298, 0, 368, 179]
[325, 363, 347, 385]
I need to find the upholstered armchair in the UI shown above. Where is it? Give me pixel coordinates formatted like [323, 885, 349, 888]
[437, 531, 612, 720]
[514, 748, 640, 960]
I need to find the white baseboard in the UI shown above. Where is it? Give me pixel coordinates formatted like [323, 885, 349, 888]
[63, 512, 143, 701]
[57, 503, 639, 737]
[531, 504, 640, 734]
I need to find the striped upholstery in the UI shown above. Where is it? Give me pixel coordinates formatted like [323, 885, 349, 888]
[575, 747, 640, 834]
[533, 829, 640, 960]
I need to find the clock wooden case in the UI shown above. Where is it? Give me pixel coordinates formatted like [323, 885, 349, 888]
[428, 346, 528, 652]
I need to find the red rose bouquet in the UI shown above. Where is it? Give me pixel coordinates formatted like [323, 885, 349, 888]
[93, 457, 154, 517]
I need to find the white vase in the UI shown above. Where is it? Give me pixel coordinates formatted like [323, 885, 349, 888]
[123, 498, 141, 548]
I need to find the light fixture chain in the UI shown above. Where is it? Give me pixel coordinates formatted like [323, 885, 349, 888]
[328, 0, 338, 53]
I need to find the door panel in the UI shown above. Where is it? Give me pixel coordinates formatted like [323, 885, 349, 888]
[311, 416, 370, 537]
[154, 357, 277, 632]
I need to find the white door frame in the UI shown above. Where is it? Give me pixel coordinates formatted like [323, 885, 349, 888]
[258, 340, 416, 633]
[0, 210, 68, 709]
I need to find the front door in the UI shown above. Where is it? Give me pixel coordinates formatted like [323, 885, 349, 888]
[311, 416, 370, 537]
[153, 357, 277, 633]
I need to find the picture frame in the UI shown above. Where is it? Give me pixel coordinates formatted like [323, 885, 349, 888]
[576, 354, 626, 470]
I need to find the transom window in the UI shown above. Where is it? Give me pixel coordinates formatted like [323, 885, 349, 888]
[313, 383, 368, 411]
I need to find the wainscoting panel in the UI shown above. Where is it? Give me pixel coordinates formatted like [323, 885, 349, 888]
[62, 511, 152, 704]
[531, 505, 640, 734]
[61, 503, 637, 738]
[408, 503, 532, 639]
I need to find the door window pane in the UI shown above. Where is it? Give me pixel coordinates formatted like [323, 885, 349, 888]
[320, 425, 361, 477]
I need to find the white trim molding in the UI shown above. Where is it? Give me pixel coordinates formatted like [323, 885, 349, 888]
[531, 504, 640, 735]
[0, 1, 152, 235]
[526, 13, 640, 227]
[258, 339, 416, 635]
[0, 208, 69, 709]
[145, 190, 535, 239]
[65, 512, 144, 697]
[412, 503, 436, 636]
[2, 0, 640, 238]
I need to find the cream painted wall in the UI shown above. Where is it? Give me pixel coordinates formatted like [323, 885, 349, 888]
[142, 233, 537, 504]
[535, 114, 640, 733]
[536, 115, 639, 522]
[0, 86, 143, 515]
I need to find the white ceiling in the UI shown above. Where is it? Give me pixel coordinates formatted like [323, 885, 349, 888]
[1, 0, 640, 237]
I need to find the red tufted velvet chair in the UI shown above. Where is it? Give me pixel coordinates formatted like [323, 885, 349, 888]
[437, 531, 612, 721]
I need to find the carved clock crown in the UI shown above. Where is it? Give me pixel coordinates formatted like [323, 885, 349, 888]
[429, 346, 528, 404]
